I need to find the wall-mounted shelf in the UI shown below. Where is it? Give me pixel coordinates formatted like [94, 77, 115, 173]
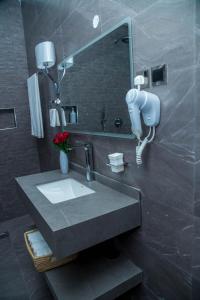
[62, 105, 78, 125]
[45, 253, 143, 300]
[0, 108, 17, 130]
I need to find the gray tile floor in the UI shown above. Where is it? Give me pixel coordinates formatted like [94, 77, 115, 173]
[0, 236, 27, 300]
[0, 215, 53, 300]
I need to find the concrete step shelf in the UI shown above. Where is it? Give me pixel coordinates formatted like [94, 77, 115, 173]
[45, 253, 142, 300]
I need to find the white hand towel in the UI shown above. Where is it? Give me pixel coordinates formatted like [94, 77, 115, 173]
[61, 108, 67, 126]
[56, 109, 61, 126]
[49, 108, 60, 127]
[27, 73, 44, 138]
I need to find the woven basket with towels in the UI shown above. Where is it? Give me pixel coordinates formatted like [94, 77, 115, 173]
[24, 229, 78, 272]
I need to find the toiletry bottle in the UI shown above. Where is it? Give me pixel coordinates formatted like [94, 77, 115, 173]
[70, 107, 77, 124]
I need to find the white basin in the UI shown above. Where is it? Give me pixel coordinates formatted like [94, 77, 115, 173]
[36, 178, 95, 204]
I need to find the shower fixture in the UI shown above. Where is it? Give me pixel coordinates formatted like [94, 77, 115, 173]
[35, 41, 67, 131]
[35, 41, 66, 100]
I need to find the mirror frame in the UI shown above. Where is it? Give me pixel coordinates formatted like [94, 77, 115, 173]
[58, 17, 134, 139]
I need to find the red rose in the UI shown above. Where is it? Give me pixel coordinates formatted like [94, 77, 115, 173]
[53, 131, 70, 145]
[56, 132, 63, 143]
[63, 131, 70, 140]
[53, 137, 60, 145]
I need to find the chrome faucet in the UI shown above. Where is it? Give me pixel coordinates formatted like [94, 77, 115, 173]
[70, 142, 94, 181]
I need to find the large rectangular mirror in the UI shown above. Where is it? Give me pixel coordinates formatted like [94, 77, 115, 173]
[58, 19, 134, 138]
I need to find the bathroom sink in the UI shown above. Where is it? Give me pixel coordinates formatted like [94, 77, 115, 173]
[36, 178, 95, 204]
[16, 170, 141, 258]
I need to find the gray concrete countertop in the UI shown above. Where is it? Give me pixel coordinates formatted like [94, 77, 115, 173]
[16, 170, 141, 258]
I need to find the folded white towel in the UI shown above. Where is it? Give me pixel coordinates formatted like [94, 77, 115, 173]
[27, 73, 44, 138]
[28, 231, 44, 244]
[33, 241, 52, 257]
[27, 231, 53, 257]
[49, 108, 60, 127]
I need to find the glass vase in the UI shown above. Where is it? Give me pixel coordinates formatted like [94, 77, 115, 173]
[59, 150, 69, 174]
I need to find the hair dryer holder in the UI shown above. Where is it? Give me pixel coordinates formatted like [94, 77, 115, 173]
[126, 75, 160, 165]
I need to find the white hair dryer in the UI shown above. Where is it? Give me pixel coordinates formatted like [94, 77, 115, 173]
[126, 88, 160, 139]
[125, 76, 160, 165]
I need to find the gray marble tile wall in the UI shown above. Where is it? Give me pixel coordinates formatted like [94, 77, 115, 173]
[21, 0, 198, 299]
[0, 0, 40, 222]
[193, 2, 200, 299]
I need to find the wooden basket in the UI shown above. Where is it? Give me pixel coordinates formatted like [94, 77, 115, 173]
[24, 229, 78, 272]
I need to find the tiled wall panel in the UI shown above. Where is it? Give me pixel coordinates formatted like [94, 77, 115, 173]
[0, 0, 40, 221]
[21, 1, 198, 299]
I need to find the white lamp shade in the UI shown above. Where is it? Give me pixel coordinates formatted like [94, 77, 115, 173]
[35, 41, 56, 69]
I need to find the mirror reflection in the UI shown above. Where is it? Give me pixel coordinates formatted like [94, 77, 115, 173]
[58, 22, 133, 137]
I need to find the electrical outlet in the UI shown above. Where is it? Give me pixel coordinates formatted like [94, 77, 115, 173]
[136, 69, 150, 89]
